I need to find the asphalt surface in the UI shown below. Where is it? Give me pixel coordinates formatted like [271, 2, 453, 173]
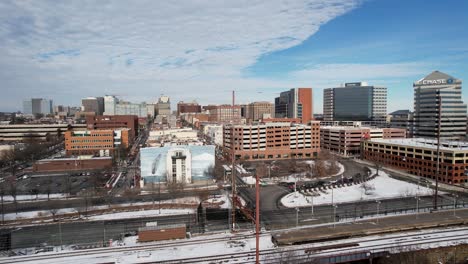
[4, 214, 198, 249]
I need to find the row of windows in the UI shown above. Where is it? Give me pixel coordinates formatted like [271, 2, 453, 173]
[70, 139, 113, 143]
[69, 145, 113, 149]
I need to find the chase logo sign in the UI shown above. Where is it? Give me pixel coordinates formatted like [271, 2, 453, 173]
[420, 79, 453, 85]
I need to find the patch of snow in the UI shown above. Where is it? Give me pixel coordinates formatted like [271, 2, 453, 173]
[2, 193, 67, 202]
[87, 209, 195, 220]
[281, 169, 436, 207]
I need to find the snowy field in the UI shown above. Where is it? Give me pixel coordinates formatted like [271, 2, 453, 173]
[282, 169, 436, 207]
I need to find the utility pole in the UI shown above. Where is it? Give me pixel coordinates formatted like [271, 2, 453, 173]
[255, 170, 260, 264]
[434, 92, 442, 210]
[230, 100, 237, 232]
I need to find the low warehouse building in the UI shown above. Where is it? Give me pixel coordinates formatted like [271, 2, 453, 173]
[32, 156, 113, 172]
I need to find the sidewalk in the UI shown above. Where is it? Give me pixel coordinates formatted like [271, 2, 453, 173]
[273, 208, 468, 245]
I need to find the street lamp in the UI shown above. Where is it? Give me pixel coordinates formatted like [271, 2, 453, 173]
[376, 200, 381, 224]
[415, 196, 420, 218]
[308, 196, 314, 216]
[453, 194, 458, 217]
[295, 207, 300, 227]
[333, 205, 338, 228]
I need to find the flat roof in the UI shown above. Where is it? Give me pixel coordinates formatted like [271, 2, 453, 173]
[37, 156, 112, 162]
[367, 138, 468, 151]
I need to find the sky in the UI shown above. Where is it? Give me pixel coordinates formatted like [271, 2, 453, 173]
[0, 0, 467, 114]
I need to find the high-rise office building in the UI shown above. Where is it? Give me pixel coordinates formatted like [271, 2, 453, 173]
[274, 88, 313, 124]
[413, 71, 467, 139]
[23, 98, 53, 115]
[81, 97, 104, 115]
[323, 82, 387, 122]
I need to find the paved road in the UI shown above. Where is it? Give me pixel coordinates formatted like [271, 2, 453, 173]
[3, 213, 197, 250]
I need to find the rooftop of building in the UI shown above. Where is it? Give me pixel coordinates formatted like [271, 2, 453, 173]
[37, 156, 113, 162]
[389, 110, 411, 116]
[320, 126, 401, 131]
[367, 138, 468, 151]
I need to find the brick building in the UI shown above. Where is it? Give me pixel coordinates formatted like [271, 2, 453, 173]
[65, 129, 131, 156]
[209, 105, 242, 124]
[86, 115, 139, 139]
[247, 101, 274, 122]
[177, 101, 201, 116]
[320, 126, 406, 156]
[363, 138, 468, 185]
[223, 122, 320, 161]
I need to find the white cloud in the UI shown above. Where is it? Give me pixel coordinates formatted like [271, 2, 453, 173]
[0, 0, 361, 110]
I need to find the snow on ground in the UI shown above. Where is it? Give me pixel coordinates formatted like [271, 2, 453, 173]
[3, 208, 76, 221]
[19, 232, 275, 264]
[281, 169, 435, 207]
[205, 192, 231, 209]
[87, 209, 195, 220]
[2, 193, 67, 202]
[4, 197, 201, 221]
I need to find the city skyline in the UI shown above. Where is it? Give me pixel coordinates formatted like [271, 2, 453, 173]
[1, 0, 467, 113]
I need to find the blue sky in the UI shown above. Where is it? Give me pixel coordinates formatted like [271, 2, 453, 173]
[0, 0, 467, 113]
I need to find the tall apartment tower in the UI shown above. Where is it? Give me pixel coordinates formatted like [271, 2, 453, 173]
[274, 88, 313, 124]
[323, 82, 387, 122]
[413, 71, 467, 139]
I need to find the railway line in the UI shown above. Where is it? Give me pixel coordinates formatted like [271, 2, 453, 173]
[0, 232, 264, 264]
[2, 226, 468, 263]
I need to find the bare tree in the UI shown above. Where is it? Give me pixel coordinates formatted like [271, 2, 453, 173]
[49, 208, 60, 222]
[76, 189, 93, 218]
[360, 182, 375, 195]
[166, 181, 185, 202]
[45, 176, 53, 201]
[63, 174, 73, 198]
[0, 181, 5, 224]
[327, 159, 340, 176]
[313, 160, 328, 178]
[287, 153, 297, 173]
[103, 191, 115, 209]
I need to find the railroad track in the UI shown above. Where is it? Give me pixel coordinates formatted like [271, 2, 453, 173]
[3, 227, 468, 264]
[139, 227, 468, 263]
[0, 233, 264, 264]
